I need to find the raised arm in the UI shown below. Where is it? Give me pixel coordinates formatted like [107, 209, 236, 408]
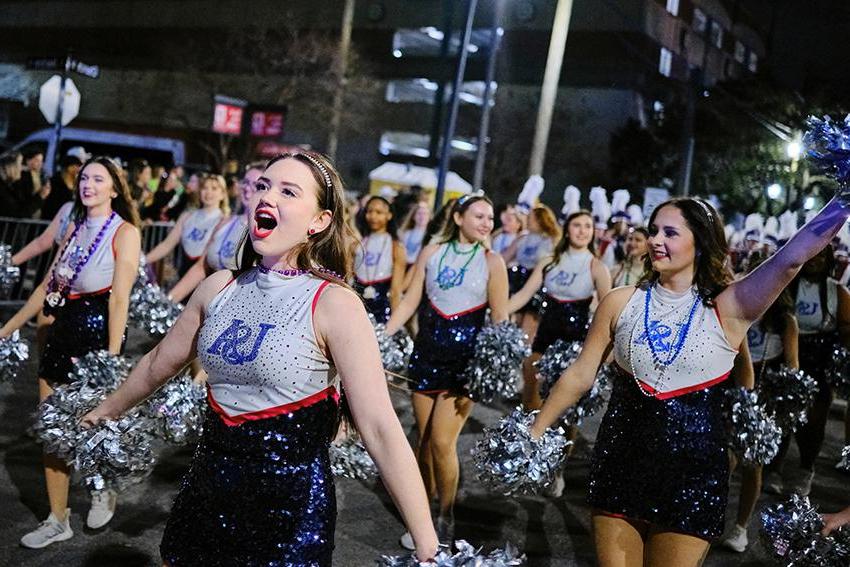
[82, 269, 233, 424]
[530, 286, 634, 438]
[384, 244, 437, 335]
[718, 199, 850, 342]
[107, 224, 141, 354]
[500, 236, 519, 265]
[506, 260, 544, 314]
[316, 287, 438, 560]
[144, 212, 186, 263]
[486, 250, 509, 323]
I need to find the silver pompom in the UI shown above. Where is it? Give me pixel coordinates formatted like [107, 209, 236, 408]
[535, 339, 582, 399]
[759, 365, 818, 432]
[472, 408, 569, 496]
[464, 322, 530, 404]
[829, 346, 850, 400]
[0, 243, 20, 298]
[371, 315, 414, 373]
[72, 416, 156, 491]
[67, 350, 134, 390]
[33, 379, 106, 460]
[727, 387, 783, 466]
[330, 437, 378, 480]
[760, 494, 850, 566]
[378, 540, 525, 566]
[129, 279, 183, 336]
[142, 373, 206, 444]
[837, 445, 850, 473]
[0, 330, 30, 382]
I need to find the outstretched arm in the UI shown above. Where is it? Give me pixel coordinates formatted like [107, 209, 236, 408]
[168, 257, 208, 303]
[384, 244, 436, 335]
[144, 213, 186, 263]
[11, 210, 65, 265]
[486, 251, 509, 323]
[506, 260, 544, 314]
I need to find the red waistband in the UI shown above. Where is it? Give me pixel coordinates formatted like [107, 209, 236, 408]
[613, 362, 731, 399]
[428, 300, 487, 320]
[206, 384, 339, 427]
[67, 286, 112, 300]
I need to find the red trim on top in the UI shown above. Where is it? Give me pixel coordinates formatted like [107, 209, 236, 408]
[218, 276, 237, 293]
[429, 300, 487, 320]
[67, 286, 112, 300]
[355, 275, 392, 286]
[207, 385, 339, 426]
[614, 363, 731, 399]
[311, 280, 332, 316]
[547, 294, 593, 304]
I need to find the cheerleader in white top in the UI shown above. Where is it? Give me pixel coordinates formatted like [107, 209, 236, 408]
[611, 227, 649, 287]
[1, 157, 141, 548]
[399, 201, 431, 268]
[353, 196, 406, 323]
[490, 205, 523, 255]
[507, 210, 611, 410]
[527, 195, 850, 565]
[145, 174, 229, 277]
[167, 165, 264, 303]
[385, 194, 509, 546]
[83, 152, 438, 564]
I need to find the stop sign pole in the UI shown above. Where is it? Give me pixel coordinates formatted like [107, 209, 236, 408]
[51, 54, 72, 174]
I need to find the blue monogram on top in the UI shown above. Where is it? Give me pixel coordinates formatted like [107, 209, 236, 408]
[636, 320, 686, 353]
[219, 239, 237, 260]
[550, 271, 577, 288]
[364, 250, 382, 267]
[796, 300, 818, 316]
[436, 265, 466, 290]
[187, 227, 209, 242]
[206, 319, 276, 365]
[747, 326, 765, 348]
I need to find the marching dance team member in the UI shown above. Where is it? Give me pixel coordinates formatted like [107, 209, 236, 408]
[611, 227, 649, 287]
[82, 152, 437, 564]
[385, 194, 509, 548]
[145, 174, 229, 277]
[529, 195, 850, 566]
[399, 201, 431, 269]
[491, 204, 523, 255]
[167, 164, 263, 303]
[1, 157, 141, 547]
[352, 195, 406, 323]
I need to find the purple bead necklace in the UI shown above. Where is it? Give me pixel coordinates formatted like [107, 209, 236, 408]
[257, 263, 342, 281]
[45, 211, 117, 309]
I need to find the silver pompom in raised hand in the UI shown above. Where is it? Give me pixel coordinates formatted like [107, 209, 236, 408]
[760, 495, 850, 566]
[378, 539, 525, 566]
[0, 243, 20, 298]
[727, 387, 783, 467]
[804, 115, 850, 196]
[0, 330, 30, 382]
[472, 408, 569, 496]
[463, 321, 530, 404]
[142, 372, 206, 444]
[330, 437, 378, 480]
[758, 365, 818, 432]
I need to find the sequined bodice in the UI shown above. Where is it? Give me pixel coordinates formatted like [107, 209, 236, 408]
[198, 269, 338, 419]
[354, 232, 394, 284]
[181, 208, 223, 259]
[543, 251, 594, 301]
[425, 241, 489, 317]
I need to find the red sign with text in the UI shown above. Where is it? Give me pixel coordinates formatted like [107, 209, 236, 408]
[213, 103, 244, 135]
[250, 111, 284, 137]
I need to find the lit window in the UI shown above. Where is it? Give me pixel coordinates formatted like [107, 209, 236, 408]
[666, 0, 679, 16]
[734, 41, 746, 63]
[748, 51, 758, 73]
[710, 21, 724, 48]
[659, 47, 672, 77]
[693, 8, 707, 33]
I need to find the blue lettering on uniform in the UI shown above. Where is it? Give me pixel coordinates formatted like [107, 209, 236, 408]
[206, 319, 276, 365]
[747, 327, 764, 348]
[636, 321, 683, 352]
[187, 227, 209, 242]
[219, 239, 237, 259]
[796, 301, 818, 316]
[551, 271, 577, 288]
[365, 251, 382, 266]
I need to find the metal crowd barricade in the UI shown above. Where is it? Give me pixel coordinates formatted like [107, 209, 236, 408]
[0, 216, 178, 307]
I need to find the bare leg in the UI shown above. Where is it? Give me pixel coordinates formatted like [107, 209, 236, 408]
[736, 464, 762, 528]
[592, 513, 647, 567]
[519, 312, 540, 347]
[428, 393, 474, 516]
[38, 377, 70, 521]
[644, 527, 710, 567]
[36, 311, 54, 356]
[411, 392, 438, 501]
[521, 353, 543, 410]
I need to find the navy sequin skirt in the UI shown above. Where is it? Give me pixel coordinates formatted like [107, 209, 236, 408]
[588, 366, 730, 541]
[354, 279, 392, 324]
[508, 266, 539, 314]
[161, 395, 339, 566]
[408, 302, 486, 395]
[39, 292, 111, 386]
[531, 295, 591, 354]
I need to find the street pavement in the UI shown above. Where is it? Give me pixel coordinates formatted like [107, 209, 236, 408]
[1, 322, 848, 566]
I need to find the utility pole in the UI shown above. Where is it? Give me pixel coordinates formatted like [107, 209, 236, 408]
[528, 0, 574, 177]
[327, 0, 355, 161]
[52, 52, 72, 175]
[473, 0, 505, 192]
[434, 0, 477, 209]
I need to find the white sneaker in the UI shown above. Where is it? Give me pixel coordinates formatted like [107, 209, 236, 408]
[790, 470, 814, 497]
[86, 490, 117, 529]
[721, 524, 748, 553]
[544, 471, 565, 498]
[399, 530, 415, 551]
[764, 471, 783, 495]
[20, 509, 73, 549]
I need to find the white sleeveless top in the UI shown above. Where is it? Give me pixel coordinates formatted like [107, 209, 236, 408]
[491, 231, 517, 255]
[425, 241, 489, 318]
[543, 251, 595, 302]
[53, 202, 75, 245]
[400, 228, 426, 265]
[205, 215, 247, 272]
[56, 214, 127, 296]
[354, 232, 394, 284]
[180, 208, 223, 260]
[795, 278, 838, 334]
[614, 284, 737, 398]
[747, 320, 784, 363]
[198, 269, 339, 425]
[613, 260, 644, 287]
[514, 233, 553, 270]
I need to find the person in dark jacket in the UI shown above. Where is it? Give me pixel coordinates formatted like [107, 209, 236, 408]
[0, 151, 44, 218]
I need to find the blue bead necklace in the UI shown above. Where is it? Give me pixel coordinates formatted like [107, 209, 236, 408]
[642, 282, 701, 366]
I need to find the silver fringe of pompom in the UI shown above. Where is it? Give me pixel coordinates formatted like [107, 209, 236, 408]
[760, 494, 850, 566]
[142, 373, 206, 445]
[837, 445, 850, 473]
[129, 279, 183, 337]
[378, 540, 525, 566]
[759, 365, 818, 433]
[371, 315, 414, 373]
[72, 416, 156, 491]
[330, 437, 378, 480]
[463, 322, 530, 404]
[67, 350, 134, 391]
[535, 339, 582, 399]
[830, 346, 850, 400]
[727, 387, 783, 466]
[472, 408, 569, 496]
[0, 330, 30, 382]
[0, 243, 20, 298]
[33, 379, 106, 460]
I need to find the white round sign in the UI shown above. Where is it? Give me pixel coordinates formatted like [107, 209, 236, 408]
[39, 74, 80, 126]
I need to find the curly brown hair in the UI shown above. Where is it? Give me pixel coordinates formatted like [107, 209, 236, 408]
[639, 198, 732, 305]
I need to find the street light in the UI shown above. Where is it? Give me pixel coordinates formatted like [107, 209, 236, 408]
[804, 196, 815, 210]
[767, 183, 783, 200]
[786, 139, 802, 160]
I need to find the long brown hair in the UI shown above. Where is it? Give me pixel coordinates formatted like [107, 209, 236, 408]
[639, 197, 731, 305]
[237, 152, 355, 285]
[439, 194, 494, 244]
[545, 209, 596, 274]
[529, 205, 561, 242]
[72, 157, 141, 227]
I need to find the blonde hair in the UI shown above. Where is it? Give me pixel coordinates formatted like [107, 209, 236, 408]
[200, 173, 231, 216]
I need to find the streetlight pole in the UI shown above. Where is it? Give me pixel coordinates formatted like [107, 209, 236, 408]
[472, 0, 505, 192]
[528, 0, 574, 177]
[434, 0, 477, 210]
[327, 0, 355, 162]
